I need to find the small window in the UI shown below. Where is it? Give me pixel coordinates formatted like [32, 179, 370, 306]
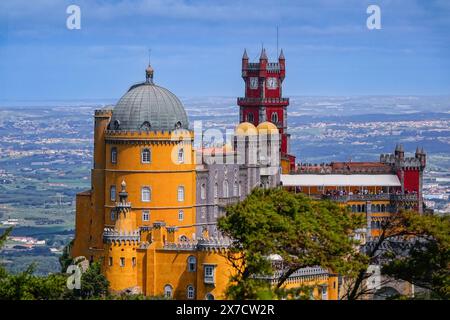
[239, 183, 242, 197]
[200, 183, 206, 200]
[164, 285, 173, 298]
[108, 257, 113, 266]
[132, 257, 136, 267]
[233, 181, 238, 197]
[141, 148, 151, 163]
[204, 265, 215, 284]
[205, 293, 215, 300]
[214, 206, 218, 218]
[247, 113, 254, 123]
[142, 210, 150, 221]
[178, 210, 184, 221]
[120, 257, 125, 267]
[110, 185, 116, 202]
[177, 186, 185, 202]
[214, 183, 218, 198]
[142, 187, 151, 202]
[111, 147, 117, 164]
[110, 209, 115, 221]
[188, 256, 196, 272]
[180, 235, 188, 242]
[178, 148, 184, 163]
[271, 112, 278, 124]
[201, 207, 206, 219]
[187, 285, 195, 299]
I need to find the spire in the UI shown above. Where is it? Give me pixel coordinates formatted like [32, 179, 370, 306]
[260, 47, 268, 60]
[416, 146, 420, 154]
[395, 144, 400, 152]
[421, 147, 425, 154]
[279, 48, 285, 60]
[242, 49, 248, 60]
[399, 144, 404, 152]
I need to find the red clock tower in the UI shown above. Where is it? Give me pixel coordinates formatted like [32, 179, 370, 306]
[237, 48, 296, 173]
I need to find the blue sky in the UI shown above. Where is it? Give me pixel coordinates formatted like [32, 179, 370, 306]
[0, 0, 449, 101]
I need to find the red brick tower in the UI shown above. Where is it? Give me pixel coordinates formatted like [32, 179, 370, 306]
[237, 48, 296, 172]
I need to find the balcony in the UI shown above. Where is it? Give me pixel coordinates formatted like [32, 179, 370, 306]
[237, 97, 289, 106]
[217, 196, 240, 207]
[322, 193, 418, 202]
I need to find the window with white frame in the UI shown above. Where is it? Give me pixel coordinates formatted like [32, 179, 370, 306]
[177, 186, 185, 202]
[239, 183, 242, 197]
[110, 185, 116, 202]
[223, 180, 229, 197]
[108, 257, 113, 266]
[204, 265, 215, 284]
[141, 148, 151, 163]
[142, 210, 150, 221]
[271, 112, 278, 124]
[187, 285, 195, 299]
[111, 147, 117, 164]
[200, 183, 206, 200]
[164, 285, 173, 298]
[214, 183, 218, 198]
[178, 210, 184, 221]
[233, 181, 238, 196]
[141, 187, 151, 202]
[178, 148, 184, 163]
[187, 256, 196, 272]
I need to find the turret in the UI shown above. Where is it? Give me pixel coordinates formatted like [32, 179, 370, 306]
[395, 144, 404, 161]
[242, 49, 249, 71]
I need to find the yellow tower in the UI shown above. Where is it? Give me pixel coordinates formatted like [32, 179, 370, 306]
[73, 65, 197, 291]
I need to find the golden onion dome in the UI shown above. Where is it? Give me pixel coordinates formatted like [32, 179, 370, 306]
[235, 122, 258, 136]
[256, 121, 279, 134]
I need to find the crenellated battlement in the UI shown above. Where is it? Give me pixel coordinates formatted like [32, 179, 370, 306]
[162, 236, 231, 251]
[103, 227, 140, 244]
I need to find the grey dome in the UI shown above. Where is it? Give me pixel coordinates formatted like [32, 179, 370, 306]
[110, 80, 189, 132]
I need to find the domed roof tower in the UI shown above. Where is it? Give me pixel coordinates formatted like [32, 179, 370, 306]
[109, 65, 189, 132]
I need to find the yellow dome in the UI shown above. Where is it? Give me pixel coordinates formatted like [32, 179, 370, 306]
[257, 121, 279, 134]
[235, 122, 257, 135]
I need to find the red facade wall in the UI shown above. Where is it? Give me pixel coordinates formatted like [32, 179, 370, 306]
[403, 169, 420, 193]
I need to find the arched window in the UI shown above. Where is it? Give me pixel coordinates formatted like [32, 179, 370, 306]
[205, 293, 215, 300]
[187, 256, 196, 272]
[110, 209, 115, 221]
[201, 207, 206, 219]
[178, 210, 184, 221]
[141, 148, 151, 163]
[178, 148, 184, 163]
[214, 206, 218, 218]
[238, 183, 242, 197]
[357, 205, 361, 212]
[164, 285, 173, 298]
[187, 285, 195, 299]
[247, 112, 254, 123]
[177, 186, 185, 202]
[141, 187, 151, 202]
[223, 180, 229, 198]
[271, 112, 278, 124]
[381, 204, 386, 212]
[352, 205, 357, 212]
[180, 235, 188, 242]
[110, 185, 116, 202]
[214, 183, 218, 198]
[200, 183, 206, 200]
[111, 147, 117, 164]
[233, 181, 238, 197]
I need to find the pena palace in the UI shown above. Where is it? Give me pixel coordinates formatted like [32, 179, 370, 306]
[71, 48, 426, 300]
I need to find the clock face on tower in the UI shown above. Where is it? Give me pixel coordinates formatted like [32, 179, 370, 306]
[249, 77, 258, 89]
[266, 77, 278, 89]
